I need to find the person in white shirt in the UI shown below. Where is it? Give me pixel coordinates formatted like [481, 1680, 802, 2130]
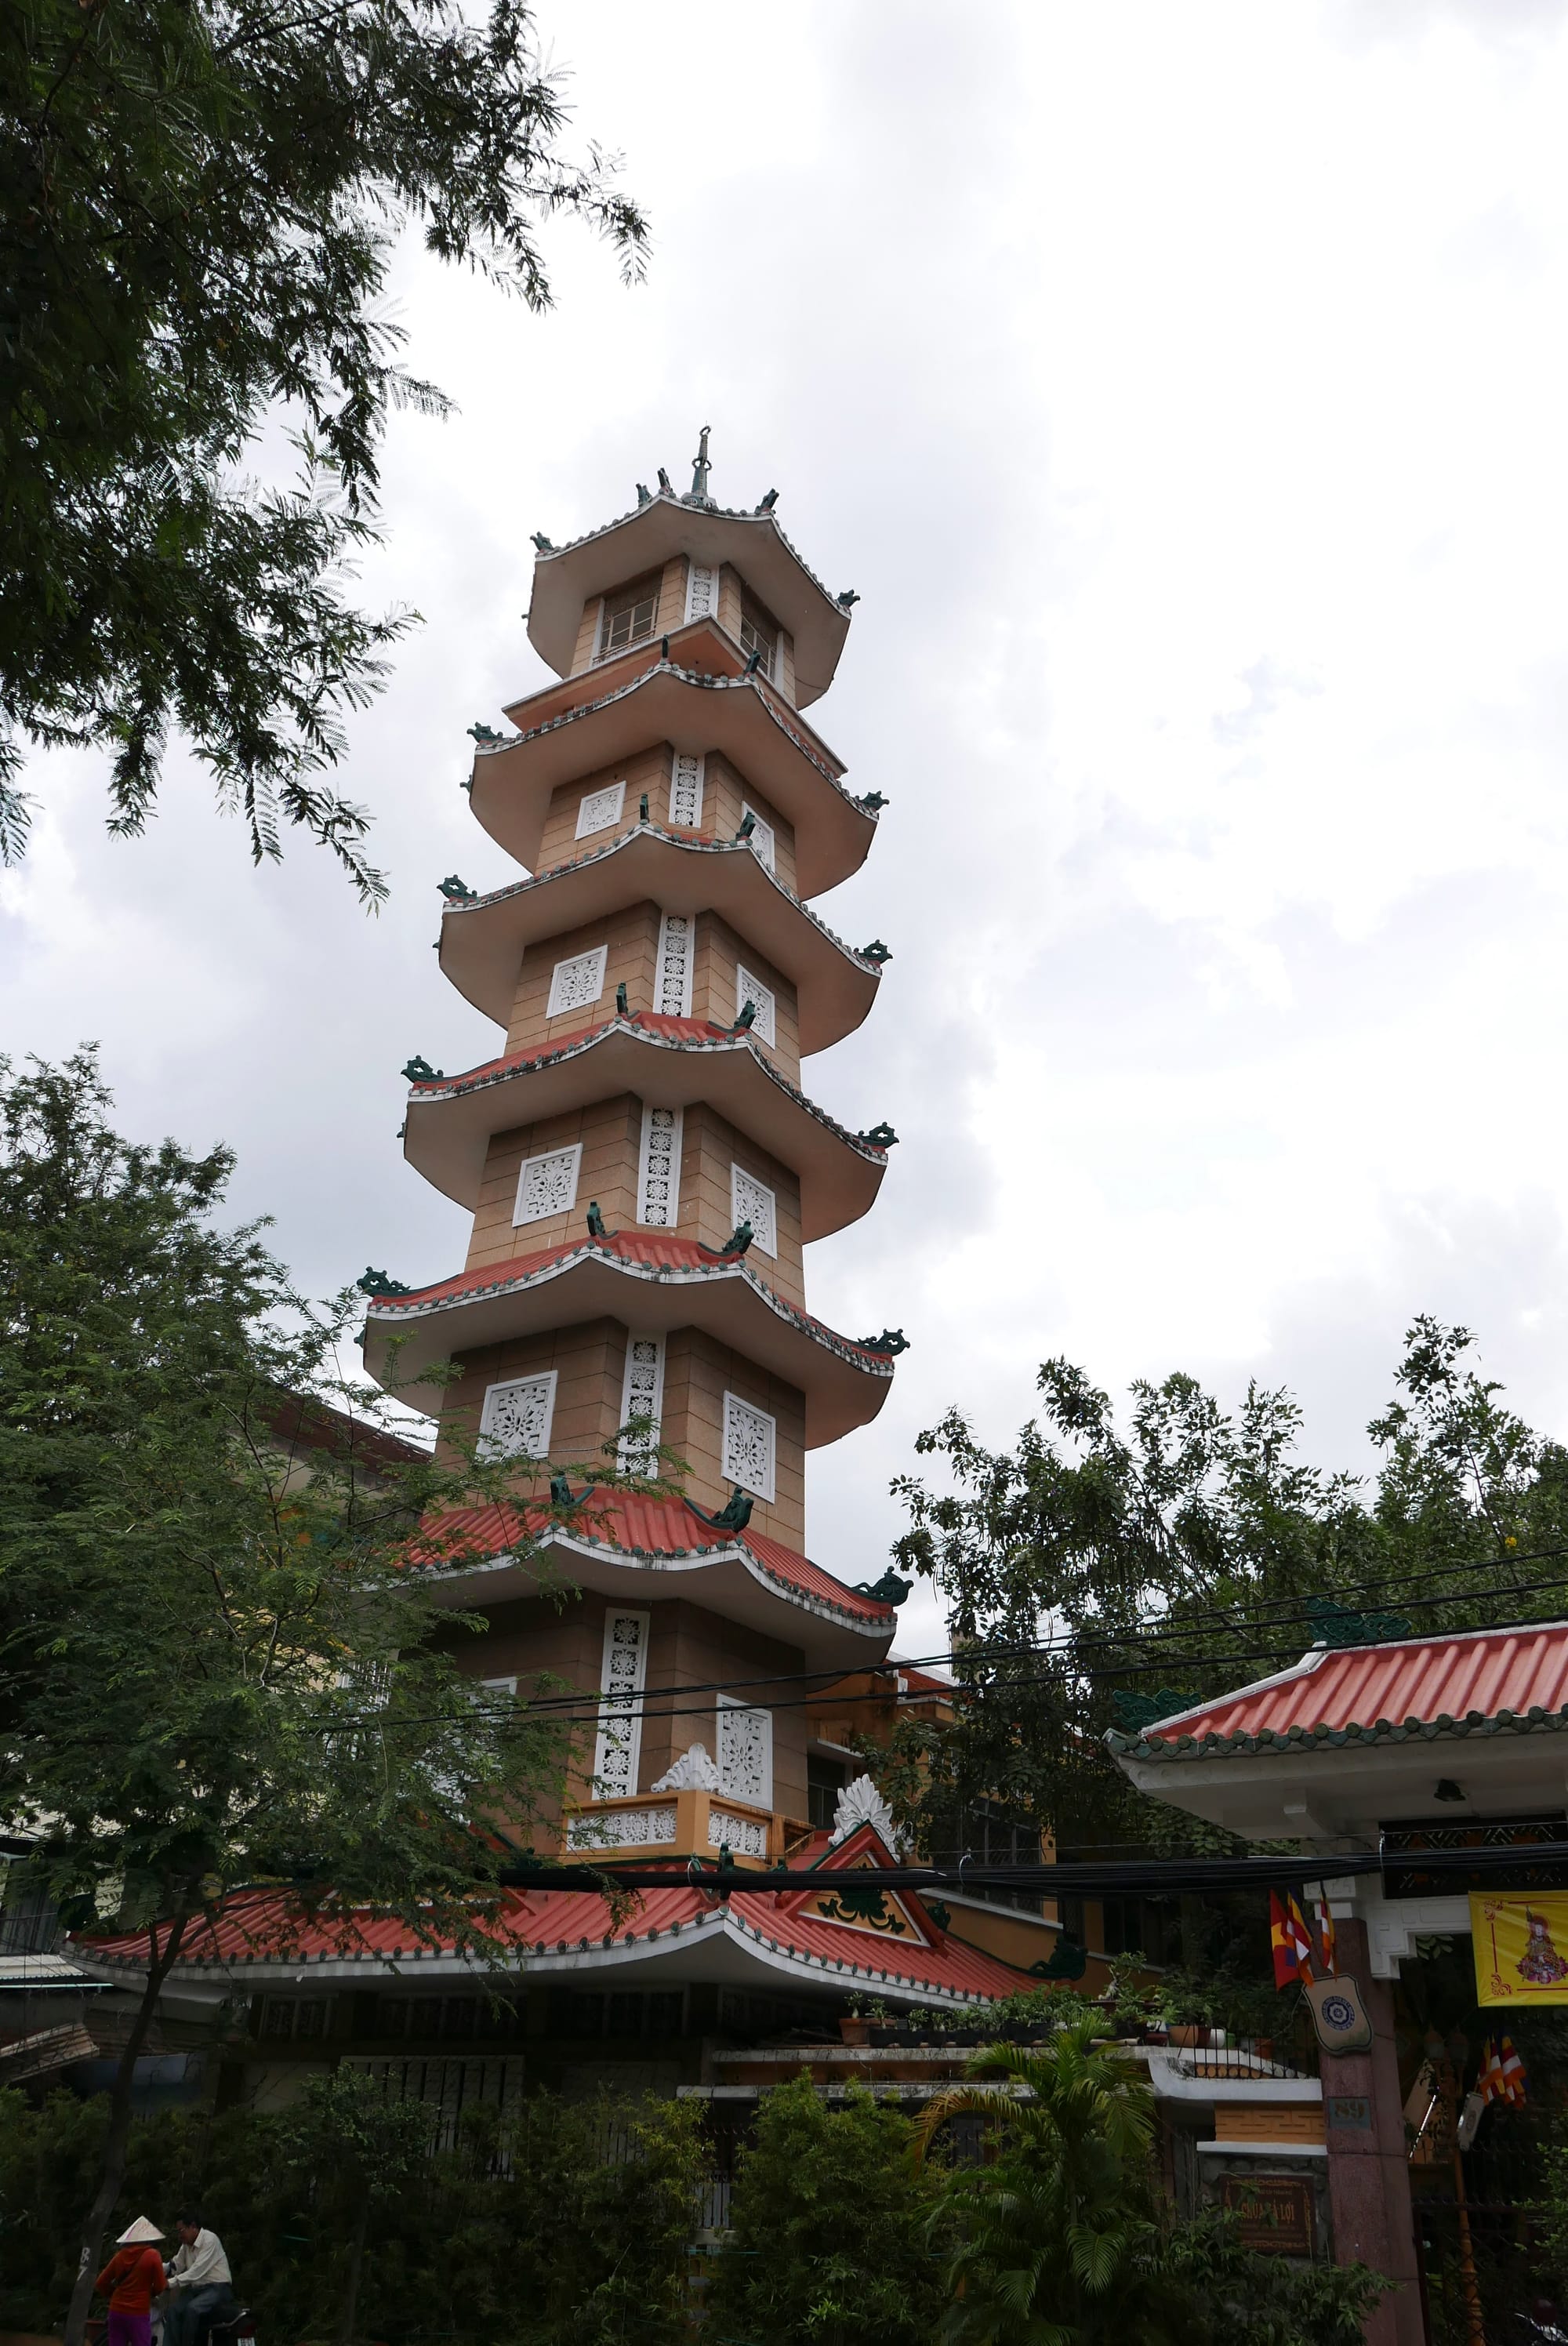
[162, 2212, 236, 2346]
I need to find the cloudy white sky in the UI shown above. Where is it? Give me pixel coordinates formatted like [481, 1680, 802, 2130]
[8, 0, 1568, 1655]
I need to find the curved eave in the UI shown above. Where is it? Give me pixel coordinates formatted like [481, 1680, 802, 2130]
[362, 1239, 896, 1443]
[471, 659, 874, 898]
[403, 1017, 888, 1240]
[440, 827, 880, 1053]
[423, 1524, 895, 1670]
[528, 493, 851, 705]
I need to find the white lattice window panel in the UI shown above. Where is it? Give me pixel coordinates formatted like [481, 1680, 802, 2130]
[740, 804, 776, 874]
[735, 965, 776, 1045]
[717, 1698, 774, 1809]
[636, 1104, 683, 1226]
[479, 1373, 557, 1460]
[730, 1164, 777, 1258]
[575, 781, 626, 839]
[591, 1610, 649, 1800]
[684, 563, 716, 625]
[655, 913, 694, 1018]
[721, 1391, 775, 1503]
[670, 753, 705, 829]
[617, 1334, 666, 1473]
[513, 1142, 581, 1226]
[546, 946, 608, 1019]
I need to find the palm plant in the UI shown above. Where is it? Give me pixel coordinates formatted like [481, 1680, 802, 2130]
[918, 2018, 1201, 2346]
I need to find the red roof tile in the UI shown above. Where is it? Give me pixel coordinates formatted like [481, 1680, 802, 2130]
[78, 1842, 1032, 2005]
[1133, 1620, 1568, 1755]
[420, 1491, 896, 1625]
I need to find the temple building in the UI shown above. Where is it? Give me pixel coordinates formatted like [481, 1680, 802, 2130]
[77, 438, 1041, 2114]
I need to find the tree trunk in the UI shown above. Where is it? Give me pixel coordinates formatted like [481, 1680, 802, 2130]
[64, 1916, 187, 2346]
[339, 2194, 370, 2346]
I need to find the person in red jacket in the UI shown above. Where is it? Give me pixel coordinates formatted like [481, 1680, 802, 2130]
[94, 2217, 166, 2346]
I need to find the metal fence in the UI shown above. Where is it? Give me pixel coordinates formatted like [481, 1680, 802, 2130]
[1413, 2106, 1552, 2345]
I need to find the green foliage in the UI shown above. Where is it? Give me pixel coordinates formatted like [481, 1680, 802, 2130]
[0, 1048, 584, 1959]
[708, 2073, 948, 2346]
[1162, 2213, 1385, 2346]
[920, 2021, 1201, 2346]
[0, 0, 648, 887]
[873, 1320, 1568, 1861]
[0, 2085, 706, 2346]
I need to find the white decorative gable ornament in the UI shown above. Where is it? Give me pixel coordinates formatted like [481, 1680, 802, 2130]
[829, 1773, 905, 1853]
[652, 1741, 721, 1792]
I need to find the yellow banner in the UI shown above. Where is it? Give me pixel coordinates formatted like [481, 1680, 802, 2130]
[1471, 1894, 1568, 2004]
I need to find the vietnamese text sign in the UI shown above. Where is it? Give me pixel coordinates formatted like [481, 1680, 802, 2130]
[1219, 2175, 1314, 2257]
[1471, 1892, 1568, 2004]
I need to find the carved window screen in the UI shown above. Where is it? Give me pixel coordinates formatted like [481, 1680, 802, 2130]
[479, 1372, 557, 1459]
[684, 563, 716, 626]
[717, 1695, 774, 1809]
[575, 780, 626, 839]
[637, 1104, 683, 1226]
[735, 965, 776, 1046]
[730, 1164, 777, 1258]
[740, 804, 776, 875]
[655, 913, 695, 1018]
[721, 1391, 775, 1503]
[669, 752, 705, 829]
[546, 946, 608, 1019]
[514, 1142, 582, 1226]
[617, 1334, 666, 1474]
[592, 1609, 650, 1800]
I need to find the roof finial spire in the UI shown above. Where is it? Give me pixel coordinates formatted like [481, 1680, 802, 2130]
[689, 423, 712, 503]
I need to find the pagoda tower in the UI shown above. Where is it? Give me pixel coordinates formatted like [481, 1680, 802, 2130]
[81, 445, 1040, 2098]
[361, 432, 909, 1861]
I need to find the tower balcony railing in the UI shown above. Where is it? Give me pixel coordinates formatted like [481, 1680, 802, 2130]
[560, 1788, 811, 1869]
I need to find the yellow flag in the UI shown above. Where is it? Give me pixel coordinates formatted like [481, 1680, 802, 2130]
[1470, 1894, 1568, 2005]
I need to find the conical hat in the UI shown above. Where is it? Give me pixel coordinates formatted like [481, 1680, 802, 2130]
[117, 2217, 164, 2245]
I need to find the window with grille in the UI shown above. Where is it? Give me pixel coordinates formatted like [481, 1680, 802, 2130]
[730, 1164, 776, 1257]
[928, 1799, 1044, 1913]
[740, 803, 776, 873]
[599, 575, 659, 656]
[479, 1373, 557, 1459]
[546, 946, 608, 1019]
[739, 595, 776, 679]
[721, 1392, 775, 1502]
[808, 1754, 847, 1830]
[735, 965, 775, 1045]
[513, 1142, 581, 1225]
[592, 1610, 650, 1799]
[575, 780, 626, 839]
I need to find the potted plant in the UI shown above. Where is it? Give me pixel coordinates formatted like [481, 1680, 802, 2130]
[838, 1991, 871, 2046]
[1155, 1971, 1215, 2049]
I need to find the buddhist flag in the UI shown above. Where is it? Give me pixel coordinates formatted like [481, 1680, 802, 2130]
[1475, 2038, 1507, 2104]
[1316, 1896, 1338, 1977]
[1271, 1891, 1316, 1988]
[1500, 2036, 1529, 2105]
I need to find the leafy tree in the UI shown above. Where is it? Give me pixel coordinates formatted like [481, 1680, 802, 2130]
[918, 2021, 1201, 2346]
[0, 0, 648, 892]
[277, 2072, 428, 2344]
[0, 1049, 650, 2342]
[708, 2073, 947, 2346]
[872, 1322, 1568, 1866]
